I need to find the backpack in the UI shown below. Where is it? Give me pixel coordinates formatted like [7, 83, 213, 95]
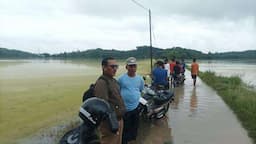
[82, 76, 110, 102]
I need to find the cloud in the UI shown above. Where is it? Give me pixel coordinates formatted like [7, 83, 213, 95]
[153, 16, 256, 52]
[148, 0, 256, 20]
[71, 0, 256, 19]
[0, 0, 255, 54]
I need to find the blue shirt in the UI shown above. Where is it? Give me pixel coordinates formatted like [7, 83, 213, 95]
[118, 73, 144, 111]
[152, 67, 168, 86]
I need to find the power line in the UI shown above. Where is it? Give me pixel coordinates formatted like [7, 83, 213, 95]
[131, 0, 148, 11]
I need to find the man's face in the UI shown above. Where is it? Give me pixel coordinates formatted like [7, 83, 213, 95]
[126, 64, 137, 75]
[103, 59, 118, 77]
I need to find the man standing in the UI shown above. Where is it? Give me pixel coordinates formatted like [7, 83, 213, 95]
[169, 58, 176, 86]
[94, 57, 126, 144]
[118, 57, 144, 144]
[173, 61, 181, 86]
[164, 57, 170, 79]
[191, 58, 199, 86]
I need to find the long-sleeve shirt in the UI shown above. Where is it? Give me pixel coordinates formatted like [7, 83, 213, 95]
[94, 75, 125, 120]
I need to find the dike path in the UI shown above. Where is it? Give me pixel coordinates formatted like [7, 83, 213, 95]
[135, 71, 253, 144]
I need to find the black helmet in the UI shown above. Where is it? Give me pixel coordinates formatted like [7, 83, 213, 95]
[79, 97, 118, 132]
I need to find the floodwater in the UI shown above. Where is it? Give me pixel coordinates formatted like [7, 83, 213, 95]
[198, 59, 256, 88]
[0, 59, 254, 144]
[135, 71, 253, 144]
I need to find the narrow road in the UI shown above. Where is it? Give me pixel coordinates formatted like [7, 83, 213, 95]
[136, 72, 253, 144]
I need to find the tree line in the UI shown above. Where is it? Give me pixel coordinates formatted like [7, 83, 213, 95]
[0, 46, 255, 60]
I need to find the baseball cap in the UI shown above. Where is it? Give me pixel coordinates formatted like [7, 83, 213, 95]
[126, 57, 137, 65]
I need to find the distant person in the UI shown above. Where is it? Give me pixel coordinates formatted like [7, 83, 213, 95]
[180, 59, 186, 75]
[169, 58, 176, 85]
[94, 57, 126, 144]
[191, 58, 199, 86]
[173, 61, 181, 81]
[164, 57, 170, 80]
[152, 59, 169, 89]
[118, 57, 144, 144]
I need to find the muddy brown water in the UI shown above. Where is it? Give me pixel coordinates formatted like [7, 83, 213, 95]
[199, 60, 256, 88]
[2, 60, 254, 143]
[135, 71, 253, 144]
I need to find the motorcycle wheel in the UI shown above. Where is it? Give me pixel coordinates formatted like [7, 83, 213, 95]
[59, 126, 80, 144]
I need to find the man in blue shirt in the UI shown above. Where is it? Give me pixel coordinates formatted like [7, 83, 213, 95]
[118, 57, 144, 144]
[152, 59, 169, 89]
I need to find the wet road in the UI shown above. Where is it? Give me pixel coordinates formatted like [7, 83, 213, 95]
[136, 72, 253, 144]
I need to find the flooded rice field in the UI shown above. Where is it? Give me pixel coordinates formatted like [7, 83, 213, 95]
[198, 59, 256, 88]
[0, 59, 254, 144]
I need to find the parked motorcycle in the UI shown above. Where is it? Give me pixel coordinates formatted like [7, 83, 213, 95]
[59, 97, 118, 144]
[139, 85, 174, 120]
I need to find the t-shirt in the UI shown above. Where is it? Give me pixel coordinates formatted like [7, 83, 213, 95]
[169, 62, 176, 74]
[164, 63, 170, 77]
[191, 62, 199, 75]
[152, 67, 168, 86]
[181, 63, 186, 73]
[118, 73, 144, 111]
[174, 65, 181, 75]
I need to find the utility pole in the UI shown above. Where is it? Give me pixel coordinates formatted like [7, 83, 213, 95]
[149, 9, 152, 71]
[131, 0, 153, 71]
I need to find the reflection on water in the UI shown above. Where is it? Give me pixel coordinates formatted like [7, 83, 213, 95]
[189, 87, 197, 116]
[136, 117, 172, 144]
[172, 86, 185, 109]
[0, 59, 101, 80]
[169, 71, 253, 144]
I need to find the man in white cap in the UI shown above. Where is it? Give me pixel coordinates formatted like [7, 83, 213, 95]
[118, 57, 144, 144]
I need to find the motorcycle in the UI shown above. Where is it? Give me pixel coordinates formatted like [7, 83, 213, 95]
[59, 97, 118, 144]
[173, 73, 185, 87]
[139, 85, 174, 120]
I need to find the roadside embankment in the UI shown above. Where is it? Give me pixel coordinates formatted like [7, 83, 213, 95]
[199, 71, 256, 144]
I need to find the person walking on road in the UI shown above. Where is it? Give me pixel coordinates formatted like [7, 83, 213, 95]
[191, 58, 199, 86]
[94, 57, 126, 144]
[118, 57, 144, 144]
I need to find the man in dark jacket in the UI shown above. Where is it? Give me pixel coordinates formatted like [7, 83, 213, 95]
[94, 57, 126, 144]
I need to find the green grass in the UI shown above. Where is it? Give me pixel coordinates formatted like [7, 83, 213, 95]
[199, 71, 256, 144]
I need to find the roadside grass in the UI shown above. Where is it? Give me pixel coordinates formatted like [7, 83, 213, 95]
[199, 71, 256, 144]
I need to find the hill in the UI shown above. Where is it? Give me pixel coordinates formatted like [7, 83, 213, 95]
[1, 46, 255, 60]
[0, 48, 40, 59]
[51, 46, 255, 60]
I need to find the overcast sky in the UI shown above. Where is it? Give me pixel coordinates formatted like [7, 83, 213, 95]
[0, 0, 255, 54]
